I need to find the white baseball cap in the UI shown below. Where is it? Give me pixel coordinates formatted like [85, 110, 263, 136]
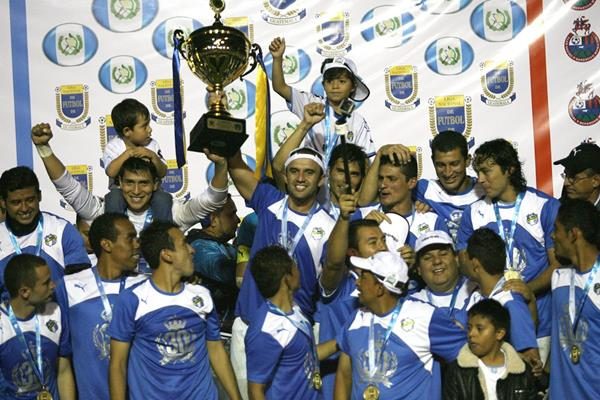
[350, 251, 409, 294]
[320, 57, 370, 102]
[415, 230, 454, 254]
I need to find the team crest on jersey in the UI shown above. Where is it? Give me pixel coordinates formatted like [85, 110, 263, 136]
[44, 234, 57, 248]
[425, 37, 474, 75]
[480, 60, 516, 106]
[568, 81, 600, 126]
[416, 0, 472, 14]
[526, 213, 539, 226]
[99, 55, 148, 94]
[92, 0, 158, 32]
[563, 0, 596, 11]
[265, 46, 312, 84]
[360, 6, 416, 48]
[594, 283, 600, 295]
[224, 16, 254, 42]
[192, 295, 204, 308]
[311, 227, 325, 240]
[384, 66, 420, 112]
[417, 223, 431, 234]
[316, 11, 352, 57]
[46, 319, 58, 333]
[152, 17, 202, 59]
[261, 0, 306, 25]
[161, 160, 189, 199]
[428, 95, 474, 141]
[471, 1, 527, 42]
[270, 110, 300, 156]
[357, 335, 398, 387]
[151, 79, 182, 125]
[55, 84, 91, 130]
[157, 319, 197, 365]
[564, 16, 600, 62]
[60, 165, 93, 210]
[400, 318, 415, 331]
[43, 23, 98, 67]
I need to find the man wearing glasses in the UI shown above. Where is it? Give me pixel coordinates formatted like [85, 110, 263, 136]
[554, 141, 600, 211]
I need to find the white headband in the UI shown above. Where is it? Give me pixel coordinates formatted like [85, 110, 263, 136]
[284, 150, 325, 173]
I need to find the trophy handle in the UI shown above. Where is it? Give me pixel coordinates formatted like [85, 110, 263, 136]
[173, 29, 188, 61]
[240, 43, 262, 81]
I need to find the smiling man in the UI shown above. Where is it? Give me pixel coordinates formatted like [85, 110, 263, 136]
[0, 166, 90, 296]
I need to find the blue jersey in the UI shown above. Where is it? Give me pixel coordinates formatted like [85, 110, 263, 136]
[466, 286, 538, 352]
[0, 302, 70, 400]
[107, 279, 221, 400]
[236, 183, 335, 322]
[245, 302, 319, 400]
[0, 212, 90, 295]
[338, 298, 466, 400]
[456, 188, 559, 337]
[415, 177, 485, 242]
[549, 266, 600, 399]
[55, 269, 147, 400]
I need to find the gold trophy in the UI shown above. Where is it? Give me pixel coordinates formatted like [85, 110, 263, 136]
[175, 0, 260, 157]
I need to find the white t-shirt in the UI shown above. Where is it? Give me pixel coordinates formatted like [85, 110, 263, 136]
[478, 351, 507, 400]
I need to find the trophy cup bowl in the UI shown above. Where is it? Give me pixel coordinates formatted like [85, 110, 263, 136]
[176, 15, 258, 157]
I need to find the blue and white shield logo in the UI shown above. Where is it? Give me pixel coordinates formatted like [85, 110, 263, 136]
[360, 6, 415, 48]
[60, 165, 93, 210]
[265, 46, 312, 84]
[428, 95, 473, 139]
[98, 115, 119, 167]
[43, 23, 98, 66]
[224, 17, 254, 42]
[261, 0, 306, 25]
[152, 17, 202, 59]
[55, 84, 92, 130]
[316, 11, 352, 56]
[92, 0, 158, 32]
[161, 160, 189, 198]
[99, 55, 147, 94]
[425, 37, 474, 75]
[151, 79, 183, 125]
[471, 0, 526, 42]
[480, 60, 516, 106]
[384, 66, 420, 112]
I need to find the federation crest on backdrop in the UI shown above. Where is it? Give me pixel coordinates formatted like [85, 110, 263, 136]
[99, 115, 118, 168]
[43, 23, 98, 66]
[480, 60, 516, 106]
[384, 66, 420, 112]
[152, 17, 202, 59]
[563, 0, 596, 11]
[428, 95, 474, 146]
[55, 84, 91, 130]
[270, 110, 301, 157]
[92, 0, 159, 32]
[151, 79, 183, 125]
[204, 80, 256, 120]
[470, 0, 526, 42]
[224, 16, 255, 43]
[316, 11, 352, 56]
[261, 0, 306, 25]
[564, 16, 600, 62]
[360, 6, 416, 48]
[425, 37, 474, 75]
[99, 55, 147, 94]
[161, 160, 189, 199]
[265, 46, 312, 84]
[60, 165, 93, 211]
[568, 81, 600, 126]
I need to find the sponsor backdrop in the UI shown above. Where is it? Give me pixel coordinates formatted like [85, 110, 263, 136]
[2, 0, 599, 222]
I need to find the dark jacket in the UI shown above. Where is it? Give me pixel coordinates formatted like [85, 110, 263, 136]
[443, 343, 537, 400]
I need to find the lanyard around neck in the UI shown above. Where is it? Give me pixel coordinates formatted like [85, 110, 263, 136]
[8, 217, 44, 256]
[7, 305, 45, 388]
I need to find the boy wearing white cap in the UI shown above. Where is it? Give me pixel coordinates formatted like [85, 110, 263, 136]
[269, 37, 375, 164]
[335, 251, 466, 400]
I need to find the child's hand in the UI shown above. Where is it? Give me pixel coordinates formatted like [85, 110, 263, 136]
[302, 102, 325, 126]
[129, 147, 154, 160]
[269, 37, 286, 59]
[31, 123, 53, 145]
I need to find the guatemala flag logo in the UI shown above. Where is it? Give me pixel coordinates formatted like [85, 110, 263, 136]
[92, 0, 158, 32]
[470, 0, 526, 42]
[99, 55, 147, 94]
[214, 80, 256, 119]
[265, 46, 312, 84]
[360, 6, 415, 48]
[425, 37, 474, 75]
[152, 17, 202, 59]
[43, 23, 98, 66]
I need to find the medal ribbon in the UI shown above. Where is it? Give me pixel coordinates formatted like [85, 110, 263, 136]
[8, 217, 44, 256]
[91, 267, 127, 322]
[368, 299, 403, 379]
[322, 103, 339, 168]
[569, 257, 600, 334]
[280, 197, 318, 256]
[426, 276, 463, 317]
[7, 306, 45, 389]
[493, 192, 524, 269]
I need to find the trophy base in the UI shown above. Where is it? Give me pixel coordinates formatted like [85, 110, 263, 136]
[188, 113, 248, 158]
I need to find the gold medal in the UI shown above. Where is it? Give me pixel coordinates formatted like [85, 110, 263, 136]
[504, 269, 521, 281]
[312, 372, 322, 390]
[570, 344, 581, 364]
[363, 384, 379, 400]
[37, 389, 53, 400]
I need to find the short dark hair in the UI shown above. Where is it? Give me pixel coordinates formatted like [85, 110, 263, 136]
[111, 98, 149, 138]
[468, 298, 510, 335]
[139, 221, 179, 269]
[0, 166, 40, 199]
[466, 228, 506, 275]
[250, 245, 294, 299]
[4, 254, 47, 298]
[322, 67, 355, 88]
[348, 219, 380, 250]
[328, 143, 368, 179]
[430, 130, 468, 160]
[89, 213, 131, 257]
[117, 157, 159, 183]
[380, 154, 418, 180]
[473, 139, 527, 193]
[416, 243, 455, 266]
[557, 198, 600, 247]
